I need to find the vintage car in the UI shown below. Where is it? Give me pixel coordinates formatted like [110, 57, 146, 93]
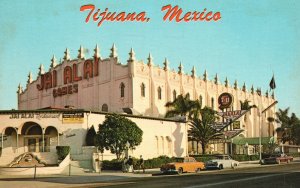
[205, 154, 239, 170]
[262, 154, 293, 164]
[160, 157, 205, 174]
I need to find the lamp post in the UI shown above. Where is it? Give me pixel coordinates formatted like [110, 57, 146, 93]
[125, 141, 130, 158]
[14, 127, 18, 153]
[245, 142, 248, 155]
[259, 100, 278, 164]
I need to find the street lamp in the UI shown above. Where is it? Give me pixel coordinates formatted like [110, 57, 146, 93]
[244, 142, 248, 155]
[259, 100, 278, 164]
[125, 141, 130, 158]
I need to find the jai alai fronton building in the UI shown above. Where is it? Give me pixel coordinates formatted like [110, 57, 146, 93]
[0, 44, 277, 168]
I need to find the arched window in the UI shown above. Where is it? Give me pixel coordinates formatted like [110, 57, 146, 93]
[186, 93, 190, 100]
[101, 104, 108, 112]
[155, 136, 159, 155]
[211, 97, 214, 109]
[173, 90, 177, 101]
[141, 83, 145, 97]
[120, 82, 125, 98]
[199, 95, 203, 106]
[166, 136, 172, 155]
[158, 87, 162, 100]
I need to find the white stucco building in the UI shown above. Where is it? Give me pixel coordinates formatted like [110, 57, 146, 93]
[0, 44, 277, 167]
[17, 45, 276, 138]
[0, 110, 187, 166]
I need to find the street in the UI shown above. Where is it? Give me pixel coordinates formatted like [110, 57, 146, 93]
[91, 163, 300, 188]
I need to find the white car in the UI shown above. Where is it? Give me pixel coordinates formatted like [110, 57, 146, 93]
[205, 155, 239, 170]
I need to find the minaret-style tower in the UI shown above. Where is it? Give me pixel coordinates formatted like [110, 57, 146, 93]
[203, 70, 208, 81]
[242, 82, 246, 92]
[17, 83, 23, 94]
[147, 53, 153, 67]
[251, 85, 254, 94]
[27, 72, 33, 84]
[94, 44, 101, 59]
[191, 66, 196, 78]
[128, 48, 135, 62]
[225, 77, 229, 87]
[178, 62, 183, 74]
[127, 48, 135, 77]
[110, 43, 118, 58]
[78, 45, 85, 59]
[163, 58, 169, 71]
[234, 80, 238, 90]
[214, 73, 218, 84]
[39, 64, 45, 75]
[64, 48, 70, 61]
[50, 55, 57, 68]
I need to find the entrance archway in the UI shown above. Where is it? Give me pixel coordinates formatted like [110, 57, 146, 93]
[21, 122, 44, 152]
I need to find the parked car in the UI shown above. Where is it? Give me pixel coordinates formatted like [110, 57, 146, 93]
[160, 157, 205, 174]
[205, 154, 239, 170]
[262, 154, 293, 164]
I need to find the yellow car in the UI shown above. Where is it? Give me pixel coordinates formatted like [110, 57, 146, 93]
[160, 157, 205, 174]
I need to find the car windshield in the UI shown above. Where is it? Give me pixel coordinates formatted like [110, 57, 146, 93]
[174, 158, 184, 162]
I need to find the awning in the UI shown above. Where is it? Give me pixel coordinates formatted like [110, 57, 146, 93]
[232, 137, 271, 145]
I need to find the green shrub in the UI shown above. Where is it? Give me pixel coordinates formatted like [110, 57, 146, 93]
[101, 156, 176, 170]
[288, 153, 300, 157]
[56, 146, 70, 160]
[102, 159, 123, 170]
[233, 154, 259, 161]
[86, 125, 96, 146]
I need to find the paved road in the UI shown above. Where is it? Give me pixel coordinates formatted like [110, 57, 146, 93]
[90, 163, 300, 188]
[0, 162, 299, 188]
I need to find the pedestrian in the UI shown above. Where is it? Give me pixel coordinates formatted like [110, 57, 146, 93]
[127, 156, 134, 173]
[139, 155, 145, 173]
[122, 156, 128, 172]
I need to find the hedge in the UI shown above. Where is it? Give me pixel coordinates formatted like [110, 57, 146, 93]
[102, 155, 176, 170]
[56, 146, 70, 160]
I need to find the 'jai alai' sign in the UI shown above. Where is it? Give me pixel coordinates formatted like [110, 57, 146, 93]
[9, 113, 60, 120]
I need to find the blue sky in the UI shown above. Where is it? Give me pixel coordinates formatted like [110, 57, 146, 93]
[0, 0, 299, 116]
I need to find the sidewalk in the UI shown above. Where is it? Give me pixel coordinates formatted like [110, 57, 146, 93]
[0, 158, 299, 188]
[0, 169, 156, 188]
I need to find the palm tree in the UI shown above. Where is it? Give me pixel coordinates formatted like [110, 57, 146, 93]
[240, 100, 256, 121]
[240, 100, 253, 110]
[275, 108, 300, 144]
[165, 93, 201, 120]
[188, 107, 222, 154]
[267, 117, 275, 137]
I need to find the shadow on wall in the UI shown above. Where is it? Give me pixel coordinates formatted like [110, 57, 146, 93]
[60, 128, 86, 155]
[144, 105, 161, 117]
[173, 122, 184, 157]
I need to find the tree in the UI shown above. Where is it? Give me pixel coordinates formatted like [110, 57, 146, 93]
[291, 122, 300, 145]
[86, 125, 96, 146]
[95, 114, 143, 159]
[240, 100, 256, 122]
[165, 93, 201, 120]
[188, 107, 222, 154]
[276, 108, 300, 144]
[267, 117, 275, 137]
[240, 100, 255, 110]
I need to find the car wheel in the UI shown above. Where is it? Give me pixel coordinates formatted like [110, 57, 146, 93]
[277, 159, 281, 164]
[195, 168, 201, 173]
[178, 168, 183, 174]
[218, 164, 223, 170]
[232, 163, 238, 169]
